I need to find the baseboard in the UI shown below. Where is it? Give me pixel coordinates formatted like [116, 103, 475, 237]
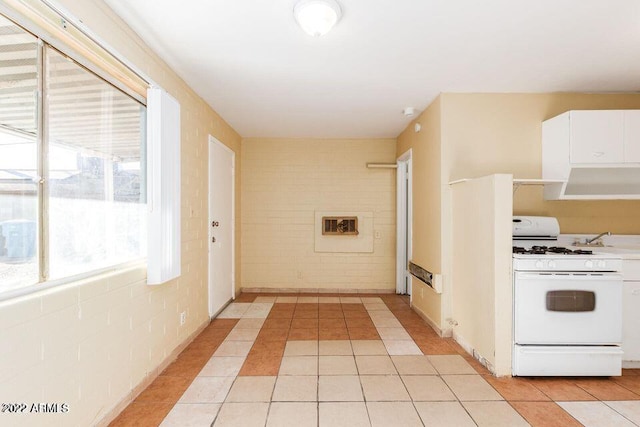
[95, 318, 210, 427]
[452, 330, 496, 375]
[623, 361, 640, 369]
[211, 298, 234, 318]
[240, 287, 396, 294]
[410, 303, 452, 337]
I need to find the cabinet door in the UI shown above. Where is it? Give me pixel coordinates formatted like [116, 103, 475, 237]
[624, 110, 640, 163]
[623, 281, 640, 361]
[570, 110, 624, 164]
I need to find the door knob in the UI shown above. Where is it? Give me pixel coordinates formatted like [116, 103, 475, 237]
[212, 237, 216, 243]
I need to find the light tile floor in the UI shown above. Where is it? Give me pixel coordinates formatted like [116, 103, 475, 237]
[110, 294, 640, 427]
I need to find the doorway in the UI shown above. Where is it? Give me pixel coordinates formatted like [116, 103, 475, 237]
[208, 135, 235, 317]
[396, 149, 413, 296]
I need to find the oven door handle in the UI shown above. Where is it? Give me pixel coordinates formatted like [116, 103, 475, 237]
[515, 272, 623, 280]
[517, 347, 623, 355]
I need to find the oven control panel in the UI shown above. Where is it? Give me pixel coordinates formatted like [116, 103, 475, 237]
[513, 256, 622, 272]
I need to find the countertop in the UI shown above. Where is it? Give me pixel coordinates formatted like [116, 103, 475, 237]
[592, 247, 640, 260]
[560, 234, 640, 260]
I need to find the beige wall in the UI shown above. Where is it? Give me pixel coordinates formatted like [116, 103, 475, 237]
[241, 138, 396, 292]
[396, 97, 445, 328]
[451, 175, 513, 376]
[442, 93, 640, 234]
[439, 93, 640, 370]
[399, 92, 640, 331]
[0, 1, 241, 426]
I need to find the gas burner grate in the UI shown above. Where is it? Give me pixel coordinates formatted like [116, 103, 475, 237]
[571, 249, 594, 255]
[512, 246, 593, 255]
[548, 246, 573, 254]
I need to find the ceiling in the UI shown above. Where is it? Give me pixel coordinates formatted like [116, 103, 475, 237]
[103, 0, 640, 139]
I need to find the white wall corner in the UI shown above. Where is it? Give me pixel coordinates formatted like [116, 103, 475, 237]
[492, 173, 514, 376]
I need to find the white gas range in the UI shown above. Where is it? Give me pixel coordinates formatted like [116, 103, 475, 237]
[512, 216, 624, 377]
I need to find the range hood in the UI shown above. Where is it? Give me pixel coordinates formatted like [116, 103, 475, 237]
[544, 166, 640, 200]
[542, 110, 640, 200]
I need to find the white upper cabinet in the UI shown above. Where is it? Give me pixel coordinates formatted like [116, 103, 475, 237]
[542, 110, 640, 200]
[570, 110, 624, 164]
[624, 110, 640, 163]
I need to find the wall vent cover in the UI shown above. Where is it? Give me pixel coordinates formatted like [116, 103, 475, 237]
[322, 216, 358, 235]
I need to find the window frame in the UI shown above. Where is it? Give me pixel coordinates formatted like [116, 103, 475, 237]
[0, 1, 147, 105]
[0, 9, 150, 302]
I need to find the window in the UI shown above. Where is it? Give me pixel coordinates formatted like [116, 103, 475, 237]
[0, 15, 40, 292]
[0, 15, 146, 295]
[45, 47, 146, 280]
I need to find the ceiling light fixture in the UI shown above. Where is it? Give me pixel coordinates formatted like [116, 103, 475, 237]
[294, 0, 342, 37]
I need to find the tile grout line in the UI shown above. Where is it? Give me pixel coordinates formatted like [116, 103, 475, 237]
[379, 300, 513, 426]
[157, 294, 611, 427]
[166, 300, 273, 425]
[600, 401, 640, 426]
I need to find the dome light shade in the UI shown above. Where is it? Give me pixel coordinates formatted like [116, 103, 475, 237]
[294, 0, 342, 37]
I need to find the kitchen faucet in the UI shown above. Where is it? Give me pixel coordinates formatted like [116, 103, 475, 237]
[583, 231, 611, 246]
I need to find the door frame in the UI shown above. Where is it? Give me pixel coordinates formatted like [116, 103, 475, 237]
[208, 135, 236, 317]
[396, 149, 413, 296]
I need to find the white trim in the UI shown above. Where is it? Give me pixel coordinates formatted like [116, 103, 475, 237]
[38, 0, 155, 87]
[407, 157, 413, 297]
[448, 178, 470, 185]
[396, 149, 413, 296]
[37, 39, 46, 282]
[512, 178, 566, 185]
[230, 148, 236, 299]
[208, 135, 236, 317]
[239, 287, 396, 294]
[396, 162, 406, 294]
[0, 0, 152, 104]
[210, 298, 233, 320]
[209, 135, 235, 156]
[366, 163, 398, 169]
[397, 150, 413, 162]
[452, 178, 566, 186]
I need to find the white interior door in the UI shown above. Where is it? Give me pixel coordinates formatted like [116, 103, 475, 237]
[208, 135, 235, 317]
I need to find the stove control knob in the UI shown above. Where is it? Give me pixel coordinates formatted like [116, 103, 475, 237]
[548, 260, 556, 269]
[535, 260, 544, 269]
[597, 260, 606, 269]
[585, 260, 594, 269]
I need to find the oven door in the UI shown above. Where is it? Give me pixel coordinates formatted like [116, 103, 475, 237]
[514, 272, 622, 345]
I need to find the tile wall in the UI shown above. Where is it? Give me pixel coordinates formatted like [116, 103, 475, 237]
[241, 138, 396, 292]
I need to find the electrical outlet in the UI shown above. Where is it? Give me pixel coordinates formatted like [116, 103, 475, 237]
[297, 270, 303, 279]
[180, 311, 186, 326]
[374, 230, 381, 239]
